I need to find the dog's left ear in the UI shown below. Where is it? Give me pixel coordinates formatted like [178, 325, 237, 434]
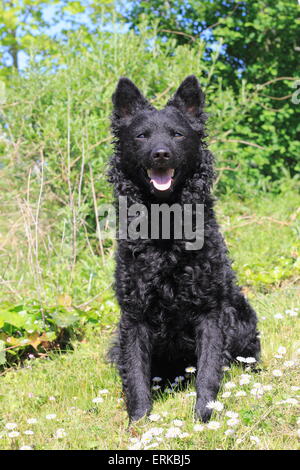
[112, 77, 150, 119]
[167, 75, 205, 118]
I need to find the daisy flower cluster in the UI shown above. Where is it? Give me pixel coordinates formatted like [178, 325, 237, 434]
[128, 414, 190, 450]
[273, 307, 299, 320]
[92, 388, 109, 404]
[1, 412, 70, 450]
[150, 367, 197, 394]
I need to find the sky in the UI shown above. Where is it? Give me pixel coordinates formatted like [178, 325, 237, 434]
[15, 0, 226, 71]
[17, 1, 130, 71]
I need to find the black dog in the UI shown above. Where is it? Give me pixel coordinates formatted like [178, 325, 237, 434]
[108, 75, 260, 423]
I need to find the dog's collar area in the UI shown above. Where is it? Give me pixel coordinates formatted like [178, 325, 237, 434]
[146, 168, 175, 191]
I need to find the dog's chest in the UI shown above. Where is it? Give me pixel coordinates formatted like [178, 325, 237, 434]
[120, 243, 212, 319]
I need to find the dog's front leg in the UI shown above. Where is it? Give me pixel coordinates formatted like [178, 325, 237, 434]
[195, 317, 224, 422]
[119, 320, 152, 423]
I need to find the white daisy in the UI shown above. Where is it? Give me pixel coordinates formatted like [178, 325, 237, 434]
[235, 390, 247, 397]
[144, 442, 159, 449]
[277, 346, 286, 355]
[272, 369, 283, 377]
[224, 382, 236, 389]
[148, 427, 163, 436]
[27, 418, 37, 425]
[141, 432, 153, 445]
[128, 442, 142, 450]
[152, 385, 161, 391]
[284, 398, 298, 405]
[245, 357, 256, 364]
[274, 313, 284, 319]
[221, 391, 232, 398]
[149, 414, 161, 422]
[175, 376, 185, 383]
[129, 437, 139, 443]
[285, 309, 298, 317]
[5, 423, 17, 430]
[193, 424, 204, 432]
[250, 435, 260, 445]
[283, 361, 295, 368]
[236, 356, 246, 363]
[179, 432, 190, 438]
[225, 411, 239, 419]
[54, 428, 67, 439]
[250, 387, 264, 397]
[185, 366, 196, 373]
[8, 431, 20, 438]
[239, 377, 251, 385]
[224, 429, 235, 436]
[172, 419, 184, 427]
[227, 418, 239, 427]
[92, 397, 104, 404]
[165, 427, 182, 438]
[206, 401, 224, 412]
[206, 421, 221, 430]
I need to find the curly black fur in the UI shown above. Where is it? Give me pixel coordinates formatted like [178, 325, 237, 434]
[108, 75, 260, 423]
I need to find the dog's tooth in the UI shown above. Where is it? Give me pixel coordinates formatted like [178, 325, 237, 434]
[147, 169, 152, 178]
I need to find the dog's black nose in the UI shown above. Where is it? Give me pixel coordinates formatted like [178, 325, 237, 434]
[153, 149, 170, 160]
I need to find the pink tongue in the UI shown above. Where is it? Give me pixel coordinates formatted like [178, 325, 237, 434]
[150, 169, 173, 191]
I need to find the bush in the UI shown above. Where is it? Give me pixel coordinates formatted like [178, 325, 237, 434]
[1, 26, 269, 210]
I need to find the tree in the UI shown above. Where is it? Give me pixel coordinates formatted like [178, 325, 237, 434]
[119, 0, 300, 179]
[0, 0, 115, 79]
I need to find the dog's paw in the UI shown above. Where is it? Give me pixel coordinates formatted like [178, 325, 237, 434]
[195, 400, 213, 423]
[129, 406, 151, 423]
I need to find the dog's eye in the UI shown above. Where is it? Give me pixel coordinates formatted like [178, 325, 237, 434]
[174, 132, 184, 138]
[136, 133, 146, 139]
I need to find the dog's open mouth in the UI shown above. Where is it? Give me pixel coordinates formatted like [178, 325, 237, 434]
[147, 168, 175, 191]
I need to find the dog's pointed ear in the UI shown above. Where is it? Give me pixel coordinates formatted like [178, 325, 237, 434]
[167, 75, 205, 118]
[112, 77, 149, 119]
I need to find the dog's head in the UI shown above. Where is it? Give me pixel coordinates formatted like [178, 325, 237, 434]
[111, 76, 207, 200]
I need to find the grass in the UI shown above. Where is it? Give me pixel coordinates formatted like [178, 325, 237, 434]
[0, 288, 299, 450]
[0, 190, 299, 450]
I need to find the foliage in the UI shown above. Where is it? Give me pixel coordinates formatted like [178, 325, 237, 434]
[0, 0, 116, 79]
[0, 188, 298, 365]
[0, 286, 299, 450]
[0, 2, 299, 371]
[0, 294, 119, 367]
[119, 0, 300, 180]
[1, 25, 290, 223]
[219, 188, 300, 290]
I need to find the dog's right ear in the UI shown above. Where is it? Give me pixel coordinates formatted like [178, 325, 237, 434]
[112, 78, 149, 119]
[167, 75, 205, 119]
